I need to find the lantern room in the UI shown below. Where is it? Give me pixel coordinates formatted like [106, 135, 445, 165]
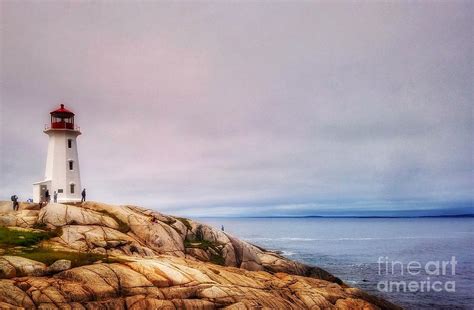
[50, 104, 76, 130]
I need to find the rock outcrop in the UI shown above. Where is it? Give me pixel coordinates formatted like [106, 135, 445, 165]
[0, 201, 401, 309]
[46, 259, 71, 273]
[0, 256, 46, 278]
[0, 201, 40, 228]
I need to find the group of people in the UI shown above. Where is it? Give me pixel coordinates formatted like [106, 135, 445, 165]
[10, 188, 87, 211]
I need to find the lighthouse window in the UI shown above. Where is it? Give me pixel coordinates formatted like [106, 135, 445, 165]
[69, 161, 74, 170]
[68, 139, 72, 148]
[70, 184, 75, 194]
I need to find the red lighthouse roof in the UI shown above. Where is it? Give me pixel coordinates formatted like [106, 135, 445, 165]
[50, 104, 75, 116]
[47, 103, 79, 131]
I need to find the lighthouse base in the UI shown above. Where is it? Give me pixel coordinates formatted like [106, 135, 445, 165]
[33, 180, 82, 203]
[33, 180, 51, 203]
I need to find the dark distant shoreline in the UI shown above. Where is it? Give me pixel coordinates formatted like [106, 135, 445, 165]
[302, 214, 474, 218]
[195, 214, 474, 219]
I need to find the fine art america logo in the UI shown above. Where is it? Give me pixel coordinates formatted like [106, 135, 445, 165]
[377, 256, 457, 293]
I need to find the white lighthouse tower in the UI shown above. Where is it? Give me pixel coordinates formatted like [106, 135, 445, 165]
[33, 104, 82, 203]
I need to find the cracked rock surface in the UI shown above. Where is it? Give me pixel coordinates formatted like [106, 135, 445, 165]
[0, 201, 401, 309]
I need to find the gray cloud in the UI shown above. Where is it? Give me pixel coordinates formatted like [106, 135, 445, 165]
[1, 1, 472, 216]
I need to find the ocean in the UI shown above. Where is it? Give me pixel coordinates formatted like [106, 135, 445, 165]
[197, 217, 474, 309]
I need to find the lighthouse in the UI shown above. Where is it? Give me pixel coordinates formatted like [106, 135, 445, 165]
[33, 104, 82, 203]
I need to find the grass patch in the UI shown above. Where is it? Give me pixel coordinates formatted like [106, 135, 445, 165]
[176, 217, 192, 231]
[0, 226, 57, 247]
[184, 239, 226, 266]
[32, 222, 48, 230]
[184, 239, 216, 250]
[96, 210, 130, 233]
[210, 253, 225, 266]
[195, 225, 204, 241]
[1, 227, 126, 267]
[7, 247, 125, 267]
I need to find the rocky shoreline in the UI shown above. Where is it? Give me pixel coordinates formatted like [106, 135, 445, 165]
[0, 201, 401, 309]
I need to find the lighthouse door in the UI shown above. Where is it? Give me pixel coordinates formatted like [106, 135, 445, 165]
[40, 185, 47, 202]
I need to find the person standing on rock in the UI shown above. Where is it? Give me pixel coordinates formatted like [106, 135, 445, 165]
[11, 195, 19, 211]
[53, 191, 58, 203]
[221, 225, 225, 232]
[81, 188, 86, 202]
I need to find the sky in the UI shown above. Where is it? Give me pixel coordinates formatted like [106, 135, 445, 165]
[0, 1, 472, 217]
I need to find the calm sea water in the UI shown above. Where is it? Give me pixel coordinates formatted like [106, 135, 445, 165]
[196, 217, 474, 309]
